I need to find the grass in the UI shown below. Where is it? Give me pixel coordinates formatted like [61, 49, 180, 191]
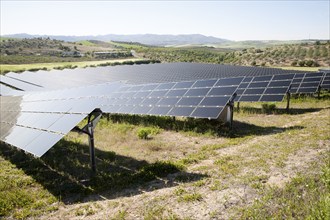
[236, 155, 330, 219]
[0, 58, 143, 74]
[274, 66, 324, 72]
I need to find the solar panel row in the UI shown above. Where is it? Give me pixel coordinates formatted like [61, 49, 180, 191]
[0, 79, 238, 156]
[2, 63, 315, 91]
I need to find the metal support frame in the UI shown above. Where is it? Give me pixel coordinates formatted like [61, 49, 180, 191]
[237, 102, 240, 112]
[228, 93, 237, 128]
[73, 109, 102, 172]
[317, 85, 321, 99]
[286, 91, 291, 113]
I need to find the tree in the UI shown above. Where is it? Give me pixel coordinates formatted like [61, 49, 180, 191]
[298, 60, 305, 67]
[305, 60, 314, 67]
[291, 61, 298, 66]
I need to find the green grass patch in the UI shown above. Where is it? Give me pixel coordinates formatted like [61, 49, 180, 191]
[235, 154, 330, 219]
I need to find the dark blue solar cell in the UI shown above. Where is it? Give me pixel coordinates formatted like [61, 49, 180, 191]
[177, 97, 203, 106]
[168, 107, 195, 117]
[302, 77, 322, 82]
[120, 92, 136, 98]
[131, 106, 152, 114]
[134, 91, 151, 98]
[304, 72, 323, 78]
[238, 83, 248, 89]
[166, 89, 188, 97]
[113, 98, 129, 105]
[321, 84, 330, 89]
[300, 82, 320, 87]
[243, 77, 253, 83]
[117, 105, 136, 114]
[290, 83, 300, 88]
[173, 81, 195, 89]
[200, 97, 229, 107]
[157, 97, 180, 106]
[142, 98, 160, 105]
[289, 88, 298, 93]
[102, 105, 121, 113]
[273, 74, 294, 80]
[215, 77, 243, 86]
[149, 106, 172, 115]
[248, 82, 269, 88]
[253, 76, 272, 82]
[235, 89, 244, 95]
[243, 88, 265, 95]
[185, 88, 210, 97]
[156, 82, 175, 90]
[208, 87, 237, 96]
[149, 90, 168, 97]
[292, 78, 302, 83]
[294, 73, 305, 78]
[297, 87, 317, 93]
[238, 95, 260, 102]
[142, 84, 158, 91]
[264, 87, 288, 94]
[260, 95, 284, 102]
[126, 98, 144, 105]
[192, 79, 217, 88]
[268, 81, 291, 87]
[191, 107, 222, 118]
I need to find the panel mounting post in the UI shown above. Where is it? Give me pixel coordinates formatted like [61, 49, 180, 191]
[73, 109, 102, 173]
[228, 93, 237, 128]
[286, 91, 291, 113]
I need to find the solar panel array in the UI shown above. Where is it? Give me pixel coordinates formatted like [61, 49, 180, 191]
[0, 63, 327, 158]
[0, 79, 242, 156]
[1, 63, 325, 98]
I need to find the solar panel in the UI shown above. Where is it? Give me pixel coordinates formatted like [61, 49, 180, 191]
[236, 74, 294, 102]
[321, 72, 330, 90]
[290, 72, 324, 94]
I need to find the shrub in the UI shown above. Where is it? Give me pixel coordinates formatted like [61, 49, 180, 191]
[137, 127, 160, 139]
[305, 60, 314, 67]
[291, 61, 298, 66]
[137, 128, 151, 139]
[298, 60, 305, 67]
[261, 103, 276, 114]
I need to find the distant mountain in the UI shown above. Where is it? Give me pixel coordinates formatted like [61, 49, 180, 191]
[2, 33, 230, 46]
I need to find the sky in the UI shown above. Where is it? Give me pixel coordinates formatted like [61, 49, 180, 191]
[1, 0, 329, 41]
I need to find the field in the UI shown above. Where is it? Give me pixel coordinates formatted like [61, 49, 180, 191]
[1, 95, 329, 219]
[0, 58, 144, 74]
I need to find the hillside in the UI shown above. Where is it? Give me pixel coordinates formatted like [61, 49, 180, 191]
[124, 41, 329, 68]
[0, 38, 132, 64]
[2, 33, 230, 46]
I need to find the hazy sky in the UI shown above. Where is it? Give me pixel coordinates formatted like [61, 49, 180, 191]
[1, 0, 329, 41]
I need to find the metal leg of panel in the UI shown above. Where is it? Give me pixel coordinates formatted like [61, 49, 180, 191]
[286, 92, 291, 113]
[73, 109, 102, 173]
